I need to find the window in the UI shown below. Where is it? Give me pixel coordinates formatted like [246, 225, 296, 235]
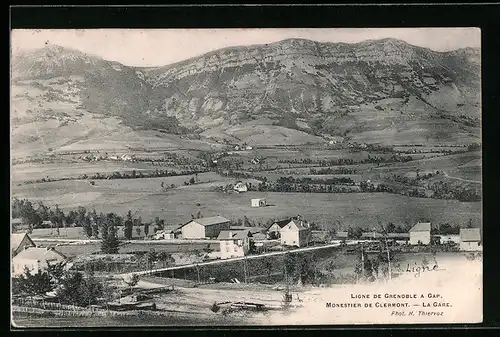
[226, 247, 230, 252]
[234, 247, 238, 252]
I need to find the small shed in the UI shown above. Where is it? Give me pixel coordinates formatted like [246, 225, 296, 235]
[251, 198, 267, 207]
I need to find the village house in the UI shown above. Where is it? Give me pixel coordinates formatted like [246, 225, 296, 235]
[180, 216, 231, 239]
[11, 233, 36, 257]
[409, 222, 431, 245]
[153, 229, 176, 240]
[267, 219, 291, 239]
[279, 218, 311, 248]
[12, 247, 67, 276]
[218, 230, 253, 259]
[251, 198, 266, 207]
[234, 181, 248, 192]
[459, 228, 482, 251]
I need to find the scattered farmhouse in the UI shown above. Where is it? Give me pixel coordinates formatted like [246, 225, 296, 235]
[218, 230, 253, 259]
[11, 233, 36, 257]
[234, 181, 248, 193]
[251, 198, 267, 207]
[279, 218, 312, 248]
[459, 228, 482, 251]
[267, 219, 291, 239]
[180, 216, 231, 239]
[409, 222, 431, 245]
[12, 247, 67, 276]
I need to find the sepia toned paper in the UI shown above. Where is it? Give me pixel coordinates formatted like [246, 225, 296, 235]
[10, 28, 482, 327]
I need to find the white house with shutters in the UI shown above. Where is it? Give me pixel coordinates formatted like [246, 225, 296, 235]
[279, 219, 311, 248]
[218, 230, 253, 259]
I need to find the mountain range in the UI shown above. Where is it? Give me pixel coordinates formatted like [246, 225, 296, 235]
[10, 38, 481, 156]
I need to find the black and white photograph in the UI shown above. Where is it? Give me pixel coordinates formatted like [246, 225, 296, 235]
[10, 28, 482, 327]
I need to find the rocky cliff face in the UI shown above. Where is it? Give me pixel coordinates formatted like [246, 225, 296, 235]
[11, 38, 481, 148]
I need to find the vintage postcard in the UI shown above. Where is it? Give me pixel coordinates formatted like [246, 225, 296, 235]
[10, 28, 482, 327]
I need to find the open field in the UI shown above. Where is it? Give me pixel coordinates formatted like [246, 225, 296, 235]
[13, 173, 481, 228]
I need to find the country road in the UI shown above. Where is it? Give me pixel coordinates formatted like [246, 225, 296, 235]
[118, 241, 361, 279]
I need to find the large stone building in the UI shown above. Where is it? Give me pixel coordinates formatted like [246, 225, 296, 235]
[180, 216, 231, 239]
[409, 222, 431, 245]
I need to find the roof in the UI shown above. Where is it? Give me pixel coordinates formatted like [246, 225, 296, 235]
[280, 220, 309, 232]
[460, 228, 481, 242]
[268, 219, 292, 229]
[230, 226, 266, 233]
[41, 220, 53, 225]
[11, 218, 23, 225]
[217, 230, 252, 240]
[252, 198, 266, 201]
[409, 222, 431, 232]
[13, 247, 67, 262]
[189, 216, 230, 226]
[11, 233, 34, 250]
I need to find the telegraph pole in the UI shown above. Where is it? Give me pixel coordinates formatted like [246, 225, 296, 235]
[385, 236, 392, 281]
[196, 264, 201, 284]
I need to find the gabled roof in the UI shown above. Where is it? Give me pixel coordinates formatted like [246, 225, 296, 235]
[217, 230, 252, 240]
[13, 247, 67, 262]
[409, 222, 431, 232]
[280, 220, 309, 232]
[11, 233, 34, 251]
[268, 219, 292, 229]
[460, 228, 481, 242]
[188, 216, 230, 226]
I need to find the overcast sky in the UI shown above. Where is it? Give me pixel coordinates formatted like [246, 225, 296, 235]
[11, 28, 481, 67]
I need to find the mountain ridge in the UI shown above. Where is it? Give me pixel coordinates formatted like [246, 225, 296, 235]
[10, 38, 481, 155]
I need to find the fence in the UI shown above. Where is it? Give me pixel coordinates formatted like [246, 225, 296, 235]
[12, 305, 176, 318]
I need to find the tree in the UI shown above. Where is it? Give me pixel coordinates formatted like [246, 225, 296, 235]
[57, 270, 103, 307]
[348, 226, 363, 239]
[144, 222, 150, 237]
[154, 217, 165, 231]
[189, 177, 196, 185]
[124, 274, 140, 289]
[101, 220, 120, 254]
[386, 222, 396, 234]
[124, 210, 133, 240]
[157, 251, 175, 267]
[146, 249, 158, 269]
[14, 267, 53, 298]
[196, 210, 202, 219]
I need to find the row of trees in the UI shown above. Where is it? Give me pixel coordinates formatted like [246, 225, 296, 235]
[12, 263, 108, 307]
[309, 167, 357, 175]
[24, 169, 208, 185]
[278, 155, 413, 167]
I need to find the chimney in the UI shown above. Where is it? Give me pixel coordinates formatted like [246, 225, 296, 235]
[228, 231, 233, 238]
